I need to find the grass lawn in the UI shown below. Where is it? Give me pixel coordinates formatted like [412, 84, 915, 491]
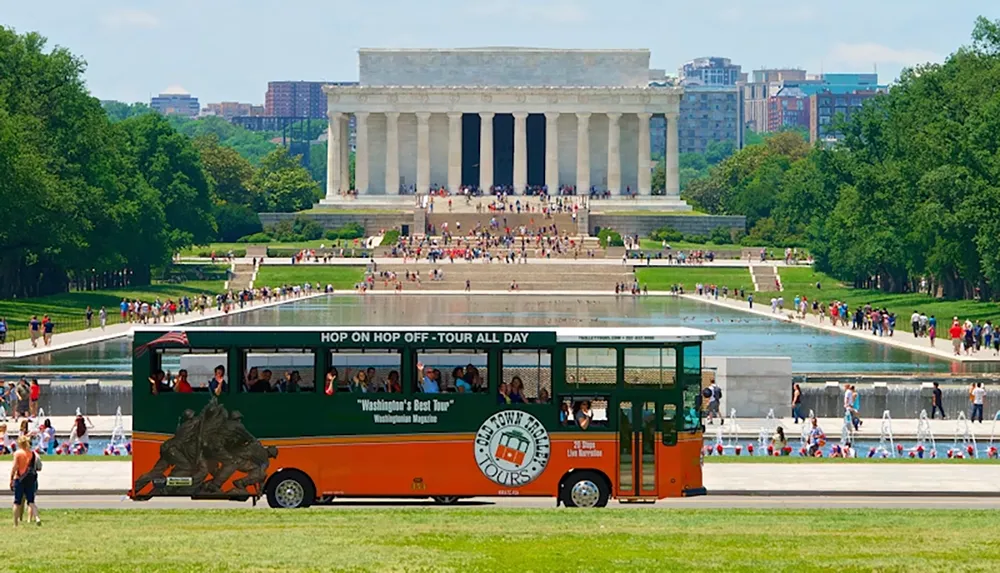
[254, 265, 366, 289]
[638, 239, 747, 251]
[18, 509, 1000, 571]
[0, 280, 226, 335]
[635, 267, 754, 293]
[179, 240, 357, 256]
[777, 267, 1000, 333]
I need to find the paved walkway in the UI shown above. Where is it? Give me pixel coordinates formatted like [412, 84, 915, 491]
[3, 415, 132, 436]
[185, 256, 801, 268]
[707, 417, 1000, 441]
[7, 293, 326, 358]
[682, 292, 1000, 363]
[31, 461, 1000, 495]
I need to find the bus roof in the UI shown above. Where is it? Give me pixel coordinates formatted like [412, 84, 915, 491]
[132, 325, 716, 343]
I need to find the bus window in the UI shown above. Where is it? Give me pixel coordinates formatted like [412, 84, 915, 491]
[242, 350, 316, 393]
[502, 350, 551, 403]
[682, 345, 701, 376]
[415, 350, 488, 394]
[624, 348, 676, 387]
[153, 349, 228, 394]
[565, 348, 617, 386]
[681, 345, 703, 431]
[330, 350, 402, 393]
[559, 397, 609, 429]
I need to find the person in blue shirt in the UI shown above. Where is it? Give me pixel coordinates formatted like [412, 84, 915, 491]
[28, 316, 40, 348]
[0, 317, 7, 344]
[417, 363, 439, 393]
[209, 365, 228, 396]
[452, 367, 471, 393]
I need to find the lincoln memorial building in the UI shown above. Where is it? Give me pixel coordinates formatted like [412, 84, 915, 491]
[322, 48, 685, 207]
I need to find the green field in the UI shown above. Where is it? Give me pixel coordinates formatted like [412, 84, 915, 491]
[17, 509, 1000, 571]
[179, 239, 359, 256]
[635, 267, 753, 292]
[0, 280, 226, 336]
[254, 265, 366, 289]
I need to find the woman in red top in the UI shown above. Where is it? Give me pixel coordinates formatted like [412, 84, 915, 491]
[29, 380, 40, 418]
[173, 370, 193, 393]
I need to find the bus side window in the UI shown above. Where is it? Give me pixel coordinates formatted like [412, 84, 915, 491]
[502, 350, 551, 403]
[152, 349, 226, 394]
[415, 350, 488, 394]
[329, 350, 402, 394]
[242, 350, 316, 393]
[559, 397, 608, 429]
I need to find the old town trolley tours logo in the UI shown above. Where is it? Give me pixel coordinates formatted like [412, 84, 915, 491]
[474, 410, 551, 487]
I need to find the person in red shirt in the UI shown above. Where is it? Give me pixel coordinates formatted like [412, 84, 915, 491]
[173, 370, 193, 393]
[949, 318, 964, 356]
[28, 380, 40, 418]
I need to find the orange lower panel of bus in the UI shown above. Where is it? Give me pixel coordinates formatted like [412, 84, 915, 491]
[130, 432, 703, 502]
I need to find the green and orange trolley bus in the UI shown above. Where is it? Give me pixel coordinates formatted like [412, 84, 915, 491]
[129, 326, 714, 508]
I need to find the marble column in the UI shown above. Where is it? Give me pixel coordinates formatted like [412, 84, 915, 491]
[385, 112, 400, 195]
[416, 112, 431, 194]
[545, 112, 559, 194]
[340, 115, 350, 192]
[513, 112, 528, 194]
[479, 112, 494, 192]
[447, 112, 462, 194]
[575, 112, 591, 195]
[354, 112, 369, 194]
[666, 112, 680, 198]
[607, 112, 621, 195]
[326, 112, 342, 199]
[637, 112, 652, 196]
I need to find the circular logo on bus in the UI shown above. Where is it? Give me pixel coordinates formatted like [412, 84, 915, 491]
[474, 411, 551, 487]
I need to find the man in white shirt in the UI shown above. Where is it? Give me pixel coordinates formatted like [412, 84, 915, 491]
[911, 311, 921, 337]
[972, 382, 986, 423]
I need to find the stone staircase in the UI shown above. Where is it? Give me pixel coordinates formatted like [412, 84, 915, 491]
[379, 235, 605, 259]
[369, 263, 635, 292]
[751, 265, 782, 292]
[425, 212, 578, 235]
[246, 245, 268, 259]
[229, 263, 255, 291]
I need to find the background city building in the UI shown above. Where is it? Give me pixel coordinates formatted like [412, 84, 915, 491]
[809, 88, 885, 144]
[265, 81, 358, 118]
[741, 69, 808, 133]
[150, 87, 200, 118]
[767, 86, 810, 132]
[679, 57, 743, 86]
[201, 102, 264, 119]
[745, 71, 885, 135]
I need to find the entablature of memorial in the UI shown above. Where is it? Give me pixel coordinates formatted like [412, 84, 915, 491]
[323, 86, 683, 115]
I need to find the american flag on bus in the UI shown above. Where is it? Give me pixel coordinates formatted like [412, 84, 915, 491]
[134, 331, 190, 357]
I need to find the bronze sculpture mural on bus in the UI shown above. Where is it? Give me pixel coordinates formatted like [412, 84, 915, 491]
[134, 399, 277, 496]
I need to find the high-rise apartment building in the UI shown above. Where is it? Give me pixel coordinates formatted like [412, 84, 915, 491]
[265, 81, 358, 117]
[679, 57, 743, 86]
[677, 85, 743, 154]
[809, 88, 885, 145]
[202, 102, 265, 119]
[767, 87, 810, 132]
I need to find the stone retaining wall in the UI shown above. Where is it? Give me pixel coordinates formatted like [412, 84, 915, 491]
[258, 212, 414, 235]
[590, 214, 746, 237]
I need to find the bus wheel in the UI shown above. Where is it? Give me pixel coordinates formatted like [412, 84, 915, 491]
[562, 472, 609, 508]
[432, 496, 459, 505]
[267, 471, 314, 509]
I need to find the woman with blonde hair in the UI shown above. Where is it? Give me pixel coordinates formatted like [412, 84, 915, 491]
[9, 435, 41, 526]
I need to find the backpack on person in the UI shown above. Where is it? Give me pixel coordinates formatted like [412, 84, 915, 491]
[23, 451, 41, 481]
[702, 387, 712, 399]
[712, 386, 722, 400]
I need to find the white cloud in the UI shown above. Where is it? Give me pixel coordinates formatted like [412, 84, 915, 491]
[466, 0, 588, 24]
[101, 8, 160, 30]
[827, 42, 941, 69]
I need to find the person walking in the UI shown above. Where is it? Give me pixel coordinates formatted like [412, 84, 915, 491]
[28, 380, 39, 419]
[98, 307, 107, 330]
[971, 382, 986, 423]
[931, 382, 945, 419]
[9, 435, 41, 527]
[949, 319, 964, 357]
[791, 383, 804, 424]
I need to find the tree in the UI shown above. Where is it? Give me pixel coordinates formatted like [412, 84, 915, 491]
[101, 101, 153, 122]
[252, 147, 321, 212]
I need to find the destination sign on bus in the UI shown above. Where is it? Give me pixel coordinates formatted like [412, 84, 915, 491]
[320, 331, 534, 345]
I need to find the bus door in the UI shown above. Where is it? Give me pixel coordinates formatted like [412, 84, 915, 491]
[616, 398, 659, 499]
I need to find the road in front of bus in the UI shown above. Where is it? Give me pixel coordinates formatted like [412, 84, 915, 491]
[35, 495, 1000, 510]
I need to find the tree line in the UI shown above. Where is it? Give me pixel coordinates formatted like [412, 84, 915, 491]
[0, 27, 319, 298]
[682, 17, 1000, 300]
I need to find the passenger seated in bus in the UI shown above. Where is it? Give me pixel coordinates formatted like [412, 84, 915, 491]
[173, 369, 193, 394]
[365, 367, 383, 392]
[149, 369, 171, 394]
[574, 400, 594, 430]
[209, 365, 227, 396]
[386, 370, 401, 393]
[509, 377, 526, 403]
[416, 363, 440, 393]
[496, 382, 511, 404]
[349, 371, 368, 393]
[453, 367, 471, 393]
[248, 372, 272, 393]
[324, 367, 339, 395]
[260, 369, 275, 391]
[559, 402, 573, 425]
[283, 371, 303, 393]
[466, 366, 486, 393]
[243, 367, 260, 393]
[537, 388, 551, 404]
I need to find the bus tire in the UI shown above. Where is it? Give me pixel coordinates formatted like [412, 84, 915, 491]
[561, 471, 609, 508]
[432, 496, 460, 505]
[266, 470, 315, 509]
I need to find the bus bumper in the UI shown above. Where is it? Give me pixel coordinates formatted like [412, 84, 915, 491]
[682, 487, 707, 497]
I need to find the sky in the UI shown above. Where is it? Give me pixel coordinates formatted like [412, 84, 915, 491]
[3, 0, 992, 104]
